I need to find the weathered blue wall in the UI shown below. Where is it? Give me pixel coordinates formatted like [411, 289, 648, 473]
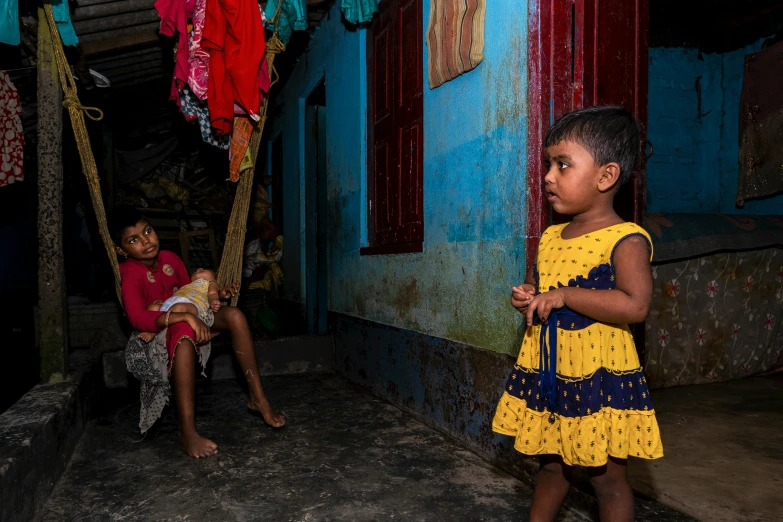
[272, 1, 529, 355]
[647, 39, 783, 214]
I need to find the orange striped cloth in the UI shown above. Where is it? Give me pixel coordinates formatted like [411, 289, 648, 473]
[425, 0, 485, 89]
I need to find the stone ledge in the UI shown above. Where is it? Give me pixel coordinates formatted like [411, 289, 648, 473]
[0, 347, 102, 522]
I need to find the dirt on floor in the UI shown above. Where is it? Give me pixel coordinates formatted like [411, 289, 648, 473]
[629, 374, 783, 522]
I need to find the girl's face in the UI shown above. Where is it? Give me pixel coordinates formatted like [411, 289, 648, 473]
[543, 140, 613, 215]
[117, 220, 160, 262]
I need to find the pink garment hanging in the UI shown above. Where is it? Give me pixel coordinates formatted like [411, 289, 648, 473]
[187, 0, 209, 100]
[155, 0, 189, 102]
[0, 71, 24, 187]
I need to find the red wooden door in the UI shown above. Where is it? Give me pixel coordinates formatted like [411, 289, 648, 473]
[526, 0, 649, 267]
[526, 0, 649, 358]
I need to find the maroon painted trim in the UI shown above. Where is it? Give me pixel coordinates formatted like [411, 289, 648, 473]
[360, 241, 423, 256]
[524, 0, 550, 271]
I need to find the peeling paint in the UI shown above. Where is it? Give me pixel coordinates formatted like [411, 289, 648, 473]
[272, 1, 529, 355]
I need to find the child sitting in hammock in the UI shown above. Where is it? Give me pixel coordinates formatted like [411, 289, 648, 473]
[138, 268, 221, 343]
[110, 205, 285, 459]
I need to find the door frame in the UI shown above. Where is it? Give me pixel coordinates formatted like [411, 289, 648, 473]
[304, 99, 328, 335]
[526, 0, 649, 357]
[525, 0, 649, 270]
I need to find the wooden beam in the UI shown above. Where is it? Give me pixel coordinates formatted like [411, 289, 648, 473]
[37, 8, 69, 383]
[82, 30, 161, 56]
[73, 10, 160, 36]
[72, 0, 156, 21]
[79, 22, 161, 43]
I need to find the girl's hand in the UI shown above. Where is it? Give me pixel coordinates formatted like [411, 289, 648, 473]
[219, 282, 239, 300]
[526, 288, 567, 327]
[511, 284, 536, 313]
[184, 313, 211, 345]
[210, 299, 222, 313]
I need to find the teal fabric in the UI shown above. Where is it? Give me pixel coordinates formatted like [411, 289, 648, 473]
[264, 0, 307, 45]
[340, 0, 377, 24]
[0, 0, 20, 45]
[51, 0, 79, 46]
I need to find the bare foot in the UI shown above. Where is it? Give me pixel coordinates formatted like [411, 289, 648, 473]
[247, 398, 285, 428]
[179, 431, 218, 458]
[138, 332, 156, 343]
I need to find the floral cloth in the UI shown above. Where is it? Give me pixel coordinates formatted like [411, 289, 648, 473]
[0, 71, 23, 187]
[187, 0, 210, 100]
[645, 248, 783, 388]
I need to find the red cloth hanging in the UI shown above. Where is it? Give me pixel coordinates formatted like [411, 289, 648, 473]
[202, 0, 266, 134]
[154, 0, 190, 102]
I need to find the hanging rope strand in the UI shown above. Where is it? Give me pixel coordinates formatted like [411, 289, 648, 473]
[217, 24, 285, 306]
[43, 4, 121, 302]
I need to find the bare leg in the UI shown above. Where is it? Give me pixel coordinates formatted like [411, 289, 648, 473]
[589, 457, 634, 522]
[171, 338, 218, 458]
[213, 306, 285, 427]
[530, 455, 573, 522]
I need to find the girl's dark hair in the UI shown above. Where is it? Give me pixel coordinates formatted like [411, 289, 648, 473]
[544, 105, 641, 186]
[108, 205, 147, 245]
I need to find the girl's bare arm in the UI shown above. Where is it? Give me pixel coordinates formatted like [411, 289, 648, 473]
[526, 236, 653, 325]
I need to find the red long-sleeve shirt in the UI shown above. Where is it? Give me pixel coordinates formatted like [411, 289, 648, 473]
[120, 250, 190, 331]
[120, 250, 196, 360]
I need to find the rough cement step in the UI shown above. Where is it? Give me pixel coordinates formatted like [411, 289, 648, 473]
[102, 334, 334, 388]
[211, 334, 335, 380]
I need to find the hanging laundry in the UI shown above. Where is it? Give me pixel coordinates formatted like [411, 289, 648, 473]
[228, 116, 254, 181]
[0, 71, 24, 187]
[202, 0, 266, 134]
[0, 0, 20, 45]
[264, 0, 307, 45]
[736, 39, 783, 206]
[187, 0, 209, 100]
[179, 87, 229, 150]
[340, 0, 378, 25]
[426, 0, 485, 88]
[154, 0, 189, 102]
[51, 0, 80, 46]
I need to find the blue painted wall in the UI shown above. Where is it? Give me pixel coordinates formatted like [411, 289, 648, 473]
[271, 0, 529, 355]
[647, 39, 782, 214]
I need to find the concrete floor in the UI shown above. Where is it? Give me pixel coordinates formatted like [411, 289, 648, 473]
[36, 374, 689, 522]
[628, 375, 783, 522]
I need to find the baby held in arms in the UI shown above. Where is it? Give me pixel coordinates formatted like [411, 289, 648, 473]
[138, 268, 220, 343]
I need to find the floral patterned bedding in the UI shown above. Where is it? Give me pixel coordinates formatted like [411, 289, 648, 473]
[644, 248, 783, 389]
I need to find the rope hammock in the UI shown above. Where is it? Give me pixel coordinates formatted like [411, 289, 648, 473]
[43, 4, 286, 308]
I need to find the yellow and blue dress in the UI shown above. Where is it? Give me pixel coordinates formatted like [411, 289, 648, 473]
[492, 222, 664, 466]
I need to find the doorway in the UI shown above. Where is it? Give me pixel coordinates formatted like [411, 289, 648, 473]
[305, 80, 328, 335]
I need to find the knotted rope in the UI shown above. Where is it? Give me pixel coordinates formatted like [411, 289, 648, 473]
[44, 4, 120, 302]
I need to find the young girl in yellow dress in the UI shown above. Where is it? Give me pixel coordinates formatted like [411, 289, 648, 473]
[492, 106, 663, 521]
